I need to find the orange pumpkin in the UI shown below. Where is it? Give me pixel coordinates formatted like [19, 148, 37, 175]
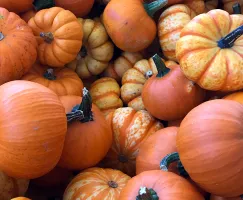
[142, 55, 206, 121]
[210, 195, 241, 200]
[0, 171, 29, 200]
[223, 0, 243, 13]
[90, 77, 123, 112]
[0, 80, 67, 179]
[11, 198, 31, 200]
[99, 107, 163, 176]
[136, 127, 178, 175]
[0, 0, 33, 13]
[176, 9, 243, 91]
[223, 91, 243, 104]
[119, 170, 204, 200]
[102, 51, 143, 82]
[63, 167, 130, 200]
[21, 63, 84, 97]
[0, 7, 37, 85]
[28, 7, 83, 67]
[58, 89, 113, 170]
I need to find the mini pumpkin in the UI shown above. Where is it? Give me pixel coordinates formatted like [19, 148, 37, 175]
[142, 54, 206, 121]
[176, 9, 243, 91]
[58, 88, 113, 170]
[0, 0, 33, 13]
[11, 198, 31, 200]
[28, 7, 83, 67]
[102, 51, 143, 82]
[66, 18, 114, 79]
[0, 80, 67, 179]
[100, 107, 163, 176]
[63, 167, 131, 200]
[21, 63, 84, 97]
[90, 77, 123, 112]
[121, 57, 176, 111]
[0, 171, 29, 200]
[223, 91, 243, 103]
[0, 7, 37, 85]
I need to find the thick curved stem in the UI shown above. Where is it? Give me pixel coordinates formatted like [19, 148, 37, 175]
[144, 0, 168, 17]
[43, 68, 56, 80]
[40, 32, 54, 44]
[33, 0, 55, 11]
[217, 25, 243, 48]
[136, 187, 159, 200]
[66, 88, 94, 123]
[152, 54, 170, 78]
[0, 32, 4, 41]
[233, 3, 241, 14]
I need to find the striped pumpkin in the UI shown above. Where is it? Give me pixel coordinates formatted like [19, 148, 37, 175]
[63, 167, 131, 200]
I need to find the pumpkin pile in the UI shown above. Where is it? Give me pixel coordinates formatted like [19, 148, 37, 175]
[1, 0, 243, 199]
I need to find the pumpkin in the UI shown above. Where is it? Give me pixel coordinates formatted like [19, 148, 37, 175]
[175, 99, 243, 197]
[54, 0, 94, 17]
[90, 77, 123, 112]
[28, 7, 83, 67]
[99, 107, 163, 176]
[0, 80, 67, 179]
[11, 198, 31, 200]
[102, 51, 143, 82]
[63, 167, 130, 200]
[58, 89, 113, 170]
[223, 91, 243, 103]
[205, 0, 219, 11]
[121, 57, 176, 111]
[0, 171, 29, 200]
[176, 9, 243, 91]
[142, 54, 206, 121]
[0, 7, 37, 85]
[0, 0, 33, 14]
[210, 195, 241, 200]
[158, 4, 197, 61]
[119, 170, 204, 200]
[223, 0, 243, 13]
[21, 62, 84, 97]
[136, 127, 178, 175]
[184, 0, 205, 14]
[20, 9, 36, 23]
[32, 167, 72, 187]
[66, 18, 114, 79]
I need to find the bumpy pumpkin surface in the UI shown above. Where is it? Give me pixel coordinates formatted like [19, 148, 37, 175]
[100, 107, 163, 176]
[21, 63, 84, 97]
[176, 9, 243, 91]
[0, 7, 37, 85]
[67, 18, 114, 79]
[63, 167, 131, 200]
[28, 7, 83, 67]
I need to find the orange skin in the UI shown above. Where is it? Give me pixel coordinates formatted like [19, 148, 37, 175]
[58, 95, 113, 170]
[223, 92, 243, 104]
[103, 0, 157, 52]
[0, 0, 33, 13]
[11, 198, 31, 200]
[119, 170, 204, 200]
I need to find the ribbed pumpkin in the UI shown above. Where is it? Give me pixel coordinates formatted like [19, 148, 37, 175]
[223, 91, 243, 104]
[0, 171, 29, 200]
[0, 7, 37, 85]
[205, 0, 219, 11]
[176, 9, 243, 91]
[136, 127, 178, 175]
[63, 167, 131, 200]
[66, 18, 114, 79]
[121, 57, 176, 111]
[58, 89, 113, 170]
[210, 195, 241, 200]
[0, 80, 67, 179]
[119, 170, 204, 200]
[90, 77, 123, 112]
[100, 107, 163, 176]
[158, 4, 196, 61]
[102, 51, 143, 82]
[21, 62, 84, 97]
[28, 7, 83, 67]
[223, 0, 243, 13]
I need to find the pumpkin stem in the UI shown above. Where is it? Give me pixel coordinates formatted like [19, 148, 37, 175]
[160, 152, 189, 177]
[66, 87, 94, 123]
[43, 68, 56, 80]
[40, 32, 54, 44]
[136, 187, 159, 200]
[0, 32, 4, 41]
[217, 25, 243, 48]
[144, 0, 168, 17]
[33, 0, 55, 11]
[145, 70, 153, 79]
[152, 54, 170, 78]
[118, 154, 129, 163]
[108, 181, 118, 188]
[233, 3, 241, 14]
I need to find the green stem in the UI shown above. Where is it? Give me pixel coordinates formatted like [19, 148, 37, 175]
[136, 187, 159, 200]
[40, 32, 54, 44]
[43, 68, 56, 80]
[33, 0, 55, 11]
[0, 32, 4, 41]
[66, 88, 94, 123]
[152, 54, 170, 78]
[144, 0, 168, 17]
[233, 3, 241, 14]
